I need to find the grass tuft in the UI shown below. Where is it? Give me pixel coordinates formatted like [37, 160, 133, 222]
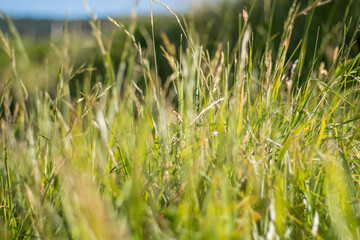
[0, 0, 360, 239]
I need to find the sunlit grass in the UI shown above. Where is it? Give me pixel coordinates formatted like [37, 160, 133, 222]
[1, 0, 360, 239]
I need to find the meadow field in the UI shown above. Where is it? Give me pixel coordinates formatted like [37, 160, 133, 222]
[1, 0, 360, 239]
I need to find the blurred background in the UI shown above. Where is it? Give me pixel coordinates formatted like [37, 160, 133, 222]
[0, 0, 220, 19]
[0, 0, 359, 97]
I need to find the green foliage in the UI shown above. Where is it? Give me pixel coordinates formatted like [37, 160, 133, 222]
[0, 0, 360, 239]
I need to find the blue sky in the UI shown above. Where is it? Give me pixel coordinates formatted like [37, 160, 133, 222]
[0, 0, 217, 20]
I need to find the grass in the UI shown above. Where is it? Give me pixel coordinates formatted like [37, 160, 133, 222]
[1, 0, 360, 239]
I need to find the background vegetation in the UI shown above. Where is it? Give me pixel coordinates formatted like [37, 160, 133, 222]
[0, 0, 360, 239]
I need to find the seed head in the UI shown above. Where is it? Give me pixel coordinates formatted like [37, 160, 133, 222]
[242, 9, 248, 24]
